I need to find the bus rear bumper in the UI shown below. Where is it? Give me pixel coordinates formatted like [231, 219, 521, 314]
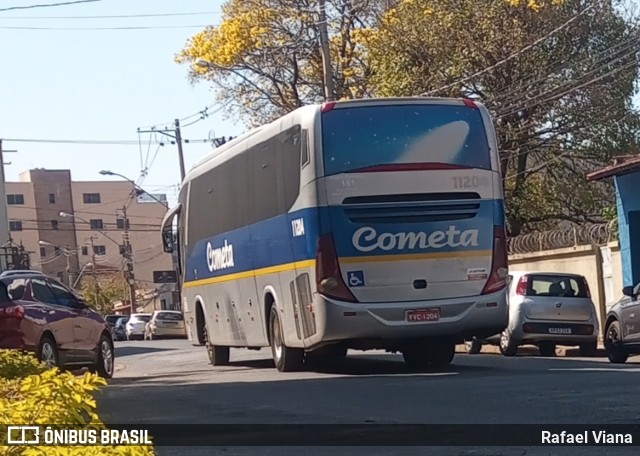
[309, 290, 508, 350]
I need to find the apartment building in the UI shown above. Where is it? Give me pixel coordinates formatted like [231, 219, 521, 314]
[4, 169, 173, 301]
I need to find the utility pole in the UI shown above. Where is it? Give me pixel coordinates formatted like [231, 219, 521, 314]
[120, 206, 136, 311]
[88, 236, 99, 307]
[317, 0, 335, 101]
[0, 140, 16, 250]
[137, 121, 186, 182]
[174, 119, 186, 182]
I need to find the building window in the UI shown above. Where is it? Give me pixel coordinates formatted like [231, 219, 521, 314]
[7, 194, 24, 205]
[40, 247, 46, 258]
[116, 218, 129, 230]
[89, 219, 104, 230]
[9, 221, 22, 232]
[49, 193, 56, 204]
[83, 193, 101, 204]
[51, 220, 59, 230]
[81, 246, 88, 256]
[93, 245, 106, 256]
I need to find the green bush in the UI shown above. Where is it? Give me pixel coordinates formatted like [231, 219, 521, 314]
[0, 350, 155, 455]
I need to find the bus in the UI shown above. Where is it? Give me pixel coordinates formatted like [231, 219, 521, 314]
[160, 97, 509, 372]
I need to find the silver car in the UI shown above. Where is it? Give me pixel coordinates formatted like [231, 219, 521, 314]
[125, 313, 151, 340]
[465, 271, 599, 357]
[144, 311, 187, 340]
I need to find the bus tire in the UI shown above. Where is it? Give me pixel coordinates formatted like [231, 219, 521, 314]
[269, 306, 304, 372]
[402, 344, 430, 370]
[204, 324, 230, 366]
[427, 340, 455, 368]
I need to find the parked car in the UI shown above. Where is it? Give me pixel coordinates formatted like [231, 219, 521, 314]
[0, 273, 114, 377]
[144, 310, 187, 340]
[125, 313, 151, 340]
[464, 271, 599, 357]
[113, 316, 129, 341]
[603, 282, 640, 364]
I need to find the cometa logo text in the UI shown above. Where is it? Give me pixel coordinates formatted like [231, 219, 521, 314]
[206, 240, 235, 272]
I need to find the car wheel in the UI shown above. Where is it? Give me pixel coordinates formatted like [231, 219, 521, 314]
[269, 306, 304, 372]
[605, 320, 628, 364]
[93, 334, 115, 379]
[38, 335, 60, 369]
[204, 323, 230, 366]
[538, 341, 556, 357]
[465, 339, 482, 355]
[579, 341, 598, 357]
[499, 330, 518, 357]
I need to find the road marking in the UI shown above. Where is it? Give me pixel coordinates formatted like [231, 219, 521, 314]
[549, 367, 640, 372]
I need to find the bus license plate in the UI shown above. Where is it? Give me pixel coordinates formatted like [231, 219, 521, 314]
[406, 308, 440, 322]
[548, 327, 571, 334]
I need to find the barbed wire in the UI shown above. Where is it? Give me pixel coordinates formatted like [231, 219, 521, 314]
[507, 221, 618, 255]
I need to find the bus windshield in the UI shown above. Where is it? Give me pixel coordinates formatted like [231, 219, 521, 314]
[321, 103, 492, 176]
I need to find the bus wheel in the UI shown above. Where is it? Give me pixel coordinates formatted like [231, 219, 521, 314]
[427, 340, 455, 368]
[269, 306, 304, 372]
[402, 343, 430, 370]
[204, 324, 229, 366]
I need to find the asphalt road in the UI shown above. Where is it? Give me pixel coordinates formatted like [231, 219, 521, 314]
[98, 339, 640, 456]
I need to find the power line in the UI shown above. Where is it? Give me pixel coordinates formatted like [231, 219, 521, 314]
[0, 0, 100, 13]
[0, 11, 221, 19]
[0, 24, 210, 30]
[2, 137, 210, 145]
[420, 1, 600, 97]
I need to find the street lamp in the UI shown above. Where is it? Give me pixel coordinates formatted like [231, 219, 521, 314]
[99, 170, 169, 208]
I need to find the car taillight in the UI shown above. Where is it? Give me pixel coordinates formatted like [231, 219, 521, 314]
[515, 276, 528, 296]
[482, 226, 509, 295]
[0, 305, 25, 319]
[316, 234, 357, 303]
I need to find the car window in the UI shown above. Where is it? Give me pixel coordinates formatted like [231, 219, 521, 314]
[131, 315, 151, 322]
[157, 312, 183, 321]
[47, 280, 79, 307]
[4, 278, 26, 301]
[31, 279, 59, 305]
[528, 275, 589, 298]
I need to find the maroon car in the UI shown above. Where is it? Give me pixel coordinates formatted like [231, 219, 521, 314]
[0, 273, 114, 378]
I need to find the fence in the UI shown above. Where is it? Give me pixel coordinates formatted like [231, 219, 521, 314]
[507, 221, 618, 255]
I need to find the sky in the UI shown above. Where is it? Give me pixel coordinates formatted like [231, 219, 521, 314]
[0, 0, 238, 205]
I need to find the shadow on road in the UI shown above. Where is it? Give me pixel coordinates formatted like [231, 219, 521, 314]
[115, 346, 177, 358]
[99, 354, 640, 426]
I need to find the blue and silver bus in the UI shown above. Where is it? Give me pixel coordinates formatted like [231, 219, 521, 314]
[161, 97, 509, 372]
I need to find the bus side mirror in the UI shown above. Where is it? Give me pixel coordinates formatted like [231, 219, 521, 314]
[162, 228, 174, 253]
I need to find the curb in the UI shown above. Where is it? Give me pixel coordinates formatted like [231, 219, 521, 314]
[455, 344, 606, 357]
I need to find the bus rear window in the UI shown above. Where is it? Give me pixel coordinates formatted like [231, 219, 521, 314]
[321, 104, 491, 176]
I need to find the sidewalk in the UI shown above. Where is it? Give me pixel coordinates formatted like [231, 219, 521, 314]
[455, 343, 606, 357]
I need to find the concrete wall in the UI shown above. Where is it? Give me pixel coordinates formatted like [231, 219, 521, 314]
[509, 241, 623, 336]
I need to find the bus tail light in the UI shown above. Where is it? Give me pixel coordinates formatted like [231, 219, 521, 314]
[482, 226, 509, 295]
[316, 234, 358, 303]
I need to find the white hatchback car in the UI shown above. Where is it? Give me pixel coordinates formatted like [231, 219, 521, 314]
[125, 313, 152, 340]
[465, 271, 599, 357]
[144, 310, 187, 340]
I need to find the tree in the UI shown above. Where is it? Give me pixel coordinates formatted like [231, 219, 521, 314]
[360, 0, 640, 235]
[79, 273, 127, 316]
[176, 0, 384, 127]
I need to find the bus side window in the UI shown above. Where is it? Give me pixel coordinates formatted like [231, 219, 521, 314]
[301, 129, 309, 168]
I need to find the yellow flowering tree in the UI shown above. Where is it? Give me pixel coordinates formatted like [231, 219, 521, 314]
[176, 0, 380, 127]
[362, 0, 640, 235]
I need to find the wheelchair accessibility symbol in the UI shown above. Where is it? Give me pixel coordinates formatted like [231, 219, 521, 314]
[347, 271, 365, 287]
